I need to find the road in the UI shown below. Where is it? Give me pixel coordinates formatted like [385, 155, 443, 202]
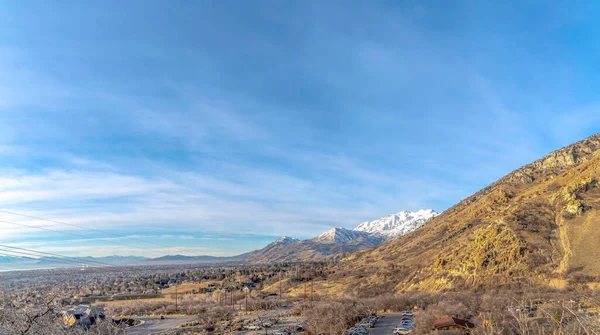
[126, 316, 196, 335]
[369, 314, 403, 335]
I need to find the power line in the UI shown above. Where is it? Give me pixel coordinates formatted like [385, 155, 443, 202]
[0, 209, 175, 249]
[0, 250, 103, 269]
[0, 250, 101, 269]
[0, 219, 165, 255]
[0, 245, 109, 266]
[0, 209, 196, 256]
[0, 244, 114, 267]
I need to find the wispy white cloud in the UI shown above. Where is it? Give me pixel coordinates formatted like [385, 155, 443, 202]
[12, 245, 226, 258]
[0, 165, 387, 241]
[2, 1, 600, 259]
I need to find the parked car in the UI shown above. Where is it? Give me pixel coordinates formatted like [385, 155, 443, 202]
[263, 318, 278, 327]
[400, 321, 414, 328]
[347, 325, 367, 335]
[393, 327, 412, 335]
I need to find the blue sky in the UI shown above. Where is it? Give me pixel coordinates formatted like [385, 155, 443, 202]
[1, 1, 600, 257]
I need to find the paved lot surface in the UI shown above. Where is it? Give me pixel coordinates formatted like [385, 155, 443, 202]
[127, 316, 195, 335]
[369, 314, 403, 335]
[235, 316, 301, 335]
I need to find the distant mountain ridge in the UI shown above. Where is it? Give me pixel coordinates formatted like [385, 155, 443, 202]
[243, 228, 384, 263]
[0, 210, 436, 269]
[0, 255, 149, 271]
[0, 255, 36, 264]
[0, 255, 148, 264]
[242, 210, 435, 263]
[77, 255, 148, 263]
[146, 254, 241, 264]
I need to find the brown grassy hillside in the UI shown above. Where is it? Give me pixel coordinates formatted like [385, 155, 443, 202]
[329, 132, 600, 294]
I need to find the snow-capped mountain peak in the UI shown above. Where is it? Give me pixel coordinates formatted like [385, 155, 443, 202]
[272, 236, 299, 246]
[353, 209, 438, 240]
[314, 227, 378, 244]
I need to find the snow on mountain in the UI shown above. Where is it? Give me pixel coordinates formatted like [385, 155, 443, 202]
[353, 209, 438, 240]
[242, 211, 437, 263]
[271, 236, 300, 246]
[254, 236, 300, 253]
[314, 227, 381, 244]
[245, 236, 299, 255]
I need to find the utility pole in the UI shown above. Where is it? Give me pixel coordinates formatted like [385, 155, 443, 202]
[303, 279, 307, 305]
[279, 271, 282, 301]
[175, 286, 178, 313]
[310, 279, 314, 307]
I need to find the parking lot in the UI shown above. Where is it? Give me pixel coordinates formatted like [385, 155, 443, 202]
[236, 317, 306, 335]
[369, 314, 402, 335]
[394, 311, 415, 334]
[347, 314, 380, 335]
[348, 312, 415, 335]
[235, 307, 306, 335]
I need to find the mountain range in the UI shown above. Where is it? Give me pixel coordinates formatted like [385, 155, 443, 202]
[213, 209, 437, 263]
[0, 209, 437, 270]
[7, 132, 600, 294]
[243, 227, 384, 263]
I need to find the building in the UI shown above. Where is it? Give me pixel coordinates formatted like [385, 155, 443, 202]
[62, 305, 106, 327]
[242, 282, 257, 290]
[433, 317, 475, 334]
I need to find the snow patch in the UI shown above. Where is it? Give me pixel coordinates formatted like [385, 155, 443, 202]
[353, 209, 438, 240]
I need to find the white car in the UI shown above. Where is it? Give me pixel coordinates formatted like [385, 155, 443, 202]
[244, 324, 262, 330]
[393, 327, 412, 335]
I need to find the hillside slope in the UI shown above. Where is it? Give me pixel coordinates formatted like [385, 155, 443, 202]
[244, 228, 383, 263]
[330, 133, 600, 294]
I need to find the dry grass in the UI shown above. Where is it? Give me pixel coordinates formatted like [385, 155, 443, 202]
[325, 133, 600, 294]
[95, 297, 171, 306]
[162, 282, 215, 294]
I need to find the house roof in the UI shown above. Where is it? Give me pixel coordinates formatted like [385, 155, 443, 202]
[87, 307, 105, 315]
[74, 305, 89, 313]
[63, 305, 105, 318]
[433, 317, 475, 329]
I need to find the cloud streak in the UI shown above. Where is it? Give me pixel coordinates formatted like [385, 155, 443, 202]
[1, 1, 600, 257]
